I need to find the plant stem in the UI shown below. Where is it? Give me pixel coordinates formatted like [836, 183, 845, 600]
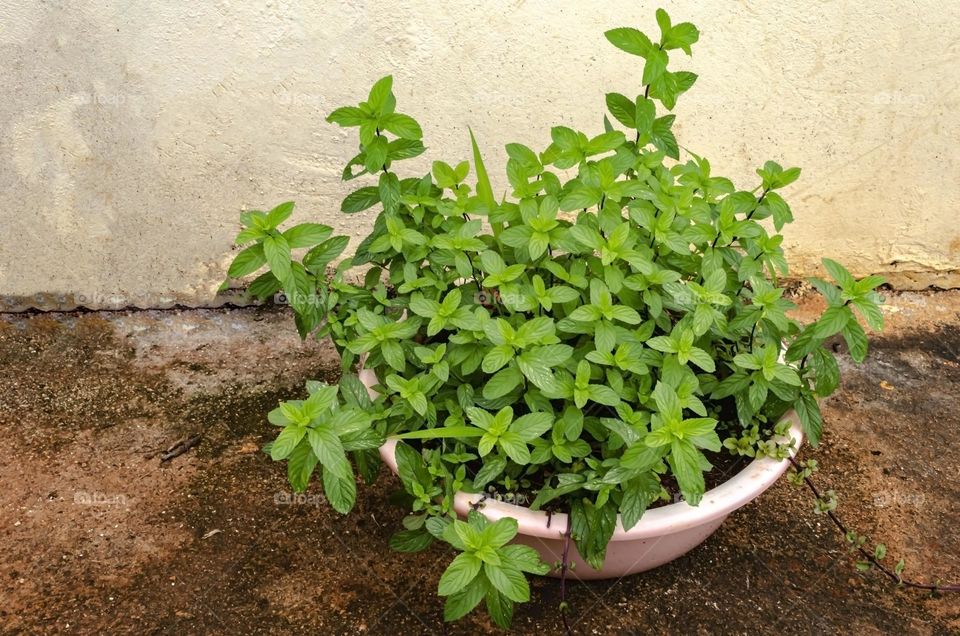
[788, 456, 960, 593]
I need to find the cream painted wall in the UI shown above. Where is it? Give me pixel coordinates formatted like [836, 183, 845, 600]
[1, 1, 958, 309]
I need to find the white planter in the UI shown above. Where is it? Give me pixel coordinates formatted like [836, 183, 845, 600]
[362, 369, 803, 580]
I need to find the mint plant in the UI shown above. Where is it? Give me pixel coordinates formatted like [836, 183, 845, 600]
[222, 8, 886, 629]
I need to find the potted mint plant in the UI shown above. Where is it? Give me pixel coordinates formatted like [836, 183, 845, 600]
[221, 8, 884, 629]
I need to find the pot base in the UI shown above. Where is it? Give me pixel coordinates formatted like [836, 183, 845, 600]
[472, 499, 727, 580]
[368, 371, 803, 581]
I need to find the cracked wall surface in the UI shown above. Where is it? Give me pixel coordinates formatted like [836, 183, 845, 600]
[1, 1, 958, 309]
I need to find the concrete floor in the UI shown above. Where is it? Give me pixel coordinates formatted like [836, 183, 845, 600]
[1, 291, 958, 635]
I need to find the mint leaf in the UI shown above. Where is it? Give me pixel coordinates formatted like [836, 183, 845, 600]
[439, 552, 483, 596]
[604, 27, 654, 57]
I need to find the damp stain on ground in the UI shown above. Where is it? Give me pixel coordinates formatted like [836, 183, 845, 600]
[1, 292, 959, 635]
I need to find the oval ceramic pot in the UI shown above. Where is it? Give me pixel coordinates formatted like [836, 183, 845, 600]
[361, 369, 803, 581]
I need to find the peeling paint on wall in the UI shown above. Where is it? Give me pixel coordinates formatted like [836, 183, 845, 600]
[1, 1, 958, 309]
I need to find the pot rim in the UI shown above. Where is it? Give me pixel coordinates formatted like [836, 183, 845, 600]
[378, 416, 802, 541]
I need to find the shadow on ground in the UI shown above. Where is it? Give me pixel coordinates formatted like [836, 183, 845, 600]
[1, 293, 958, 635]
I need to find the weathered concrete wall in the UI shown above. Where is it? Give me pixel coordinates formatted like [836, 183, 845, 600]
[1, 1, 958, 309]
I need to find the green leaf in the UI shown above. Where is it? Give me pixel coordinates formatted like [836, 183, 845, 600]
[271, 425, 306, 460]
[265, 201, 295, 228]
[387, 138, 425, 160]
[570, 499, 617, 570]
[485, 588, 514, 630]
[748, 378, 769, 411]
[367, 75, 394, 113]
[663, 22, 699, 55]
[227, 244, 266, 278]
[263, 235, 292, 282]
[852, 297, 884, 331]
[795, 391, 823, 446]
[484, 562, 529, 603]
[642, 47, 669, 85]
[646, 336, 677, 353]
[473, 456, 507, 489]
[322, 465, 356, 514]
[443, 576, 487, 622]
[307, 426, 350, 478]
[686, 348, 716, 373]
[378, 171, 401, 213]
[484, 517, 518, 548]
[432, 161, 458, 188]
[283, 223, 333, 248]
[364, 136, 389, 172]
[469, 128, 496, 213]
[655, 9, 672, 40]
[395, 441, 430, 494]
[510, 412, 554, 440]
[561, 186, 603, 211]
[604, 27, 654, 57]
[326, 106, 366, 127]
[586, 131, 626, 154]
[380, 113, 422, 140]
[811, 348, 840, 397]
[341, 186, 380, 213]
[498, 433, 531, 464]
[483, 367, 524, 400]
[620, 475, 654, 530]
[635, 96, 656, 134]
[610, 305, 642, 324]
[482, 344, 514, 374]
[389, 527, 434, 552]
[621, 442, 665, 472]
[650, 115, 679, 159]
[669, 438, 705, 505]
[822, 258, 855, 290]
[588, 385, 621, 406]
[380, 339, 406, 372]
[855, 275, 886, 294]
[438, 552, 482, 596]
[568, 305, 602, 323]
[246, 271, 280, 299]
[652, 381, 683, 423]
[773, 365, 801, 386]
[776, 167, 801, 188]
[286, 441, 318, 492]
[815, 305, 853, 338]
[808, 277, 842, 306]
[842, 319, 869, 363]
[303, 236, 349, 271]
[606, 92, 636, 128]
[505, 143, 541, 171]
[551, 126, 579, 150]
